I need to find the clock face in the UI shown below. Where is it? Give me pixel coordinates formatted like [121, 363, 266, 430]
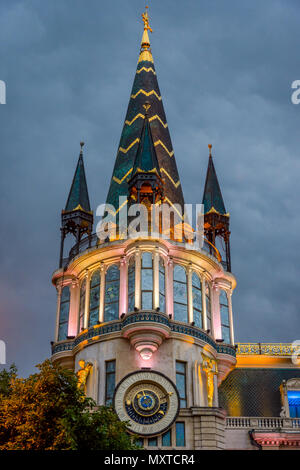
[114, 370, 180, 436]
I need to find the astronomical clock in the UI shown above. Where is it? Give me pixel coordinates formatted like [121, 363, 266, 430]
[114, 371, 180, 436]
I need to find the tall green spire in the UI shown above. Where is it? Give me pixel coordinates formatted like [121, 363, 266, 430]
[65, 142, 91, 213]
[105, 8, 184, 221]
[202, 145, 227, 215]
[131, 104, 161, 178]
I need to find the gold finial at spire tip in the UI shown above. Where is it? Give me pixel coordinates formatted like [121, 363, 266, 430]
[142, 6, 153, 33]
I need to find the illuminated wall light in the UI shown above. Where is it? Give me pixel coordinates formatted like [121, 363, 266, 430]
[139, 347, 153, 360]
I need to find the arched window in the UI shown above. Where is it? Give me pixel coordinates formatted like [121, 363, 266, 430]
[173, 265, 188, 323]
[89, 270, 100, 327]
[141, 252, 153, 310]
[159, 258, 165, 312]
[192, 272, 202, 328]
[58, 286, 70, 341]
[205, 283, 211, 331]
[79, 279, 86, 332]
[128, 257, 135, 312]
[220, 290, 230, 343]
[104, 265, 120, 322]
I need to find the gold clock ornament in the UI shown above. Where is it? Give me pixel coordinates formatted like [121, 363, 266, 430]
[114, 370, 180, 436]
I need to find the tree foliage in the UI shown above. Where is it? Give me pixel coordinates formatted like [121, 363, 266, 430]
[0, 360, 137, 450]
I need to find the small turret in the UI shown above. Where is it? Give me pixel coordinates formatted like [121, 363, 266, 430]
[59, 142, 93, 267]
[202, 145, 231, 271]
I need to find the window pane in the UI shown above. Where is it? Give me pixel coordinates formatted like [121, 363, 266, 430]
[90, 270, 100, 288]
[79, 280, 86, 331]
[222, 326, 231, 343]
[128, 259, 135, 312]
[104, 265, 120, 322]
[174, 301, 188, 323]
[104, 302, 119, 322]
[192, 272, 201, 289]
[61, 286, 70, 302]
[174, 280, 187, 304]
[142, 291, 153, 310]
[105, 361, 116, 406]
[89, 287, 99, 311]
[176, 374, 186, 400]
[174, 265, 186, 283]
[106, 264, 119, 281]
[106, 361, 116, 372]
[142, 267, 153, 291]
[221, 306, 230, 326]
[148, 437, 157, 447]
[142, 252, 152, 268]
[159, 259, 165, 312]
[136, 438, 143, 448]
[59, 300, 70, 323]
[176, 361, 185, 373]
[162, 430, 171, 447]
[220, 289, 228, 306]
[89, 308, 98, 327]
[58, 322, 68, 341]
[176, 422, 185, 447]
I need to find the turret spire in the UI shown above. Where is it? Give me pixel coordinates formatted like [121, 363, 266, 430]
[105, 9, 184, 229]
[59, 143, 93, 267]
[202, 145, 231, 271]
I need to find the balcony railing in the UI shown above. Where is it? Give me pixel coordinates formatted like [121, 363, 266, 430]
[236, 343, 296, 356]
[226, 417, 300, 429]
[62, 233, 224, 267]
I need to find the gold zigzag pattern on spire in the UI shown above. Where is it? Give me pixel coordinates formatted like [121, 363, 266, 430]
[119, 138, 140, 154]
[154, 140, 174, 157]
[160, 168, 181, 188]
[106, 198, 128, 216]
[112, 168, 133, 184]
[130, 89, 162, 101]
[125, 113, 168, 128]
[136, 67, 156, 75]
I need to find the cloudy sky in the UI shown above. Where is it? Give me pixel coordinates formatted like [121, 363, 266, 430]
[0, 0, 300, 376]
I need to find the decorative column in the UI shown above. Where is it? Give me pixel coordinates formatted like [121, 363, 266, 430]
[119, 256, 128, 316]
[228, 292, 235, 345]
[135, 250, 141, 309]
[99, 263, 105, 323]
[153, 249, 160, 310]
[202, 279, 207, 331]
[192, 360, 206, 406]
[55, 285, 62, 342]
[83, 270, 91, 329]
[187, 265, 193, 323]
[166, 257, 173, 318]
[211, 282, 221, 340]
[68, 279, 79, 337]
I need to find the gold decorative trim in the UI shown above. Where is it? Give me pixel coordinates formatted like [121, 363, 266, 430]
[206, 206, 230, 217]
[136, 67, 156, 75]
[131, 89, 162, 101]
[113, 168, 133, 184]
[125, 113, 168, 128]
[106, 198, 128, 216]
[160, 168, 181, 188]
[138, 50, 154, 63]
[154, 140, 174, 157]
[119, 138, 140, 154]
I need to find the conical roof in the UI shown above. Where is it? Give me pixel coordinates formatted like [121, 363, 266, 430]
[105, 9, 184, 221]
[65, 143, 91, 213]
[202, 146, 226, 215]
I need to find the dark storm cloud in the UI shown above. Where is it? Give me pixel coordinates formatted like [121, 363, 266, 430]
[0, 0, 299, 375]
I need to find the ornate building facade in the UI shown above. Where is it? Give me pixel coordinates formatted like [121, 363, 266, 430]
[51, 10, 300, 450]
